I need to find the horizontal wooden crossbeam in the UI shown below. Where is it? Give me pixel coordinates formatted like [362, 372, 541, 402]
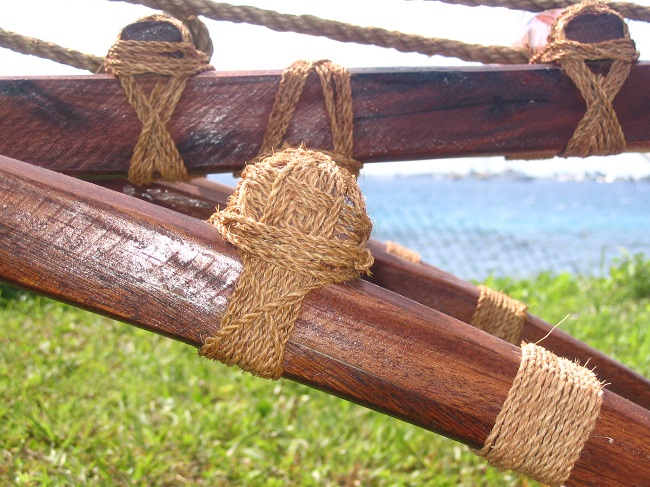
[1, 63, 649, 177]
[0, 153, 648, 486]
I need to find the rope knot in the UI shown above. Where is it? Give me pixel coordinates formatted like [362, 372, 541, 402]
[531, 1, 638, 158]
[201, 148, 373, 379]
[104, 14, 213, 185]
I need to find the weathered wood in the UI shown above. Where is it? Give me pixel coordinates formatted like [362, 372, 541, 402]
[0, 156, 650, 486]
[1, 155, 648, 486]
[1, 62, 650, 177]
[99, 177, 650, 411]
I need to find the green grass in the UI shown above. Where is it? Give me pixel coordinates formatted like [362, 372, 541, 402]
[1, 254, 649, 486]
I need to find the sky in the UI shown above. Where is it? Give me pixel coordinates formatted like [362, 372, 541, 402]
[2, 0, 650, 178]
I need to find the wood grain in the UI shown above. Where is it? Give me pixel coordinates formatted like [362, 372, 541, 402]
[99, 177, 650, 411]
[0, 155, 648, 486]
[1, 63, 650, 177]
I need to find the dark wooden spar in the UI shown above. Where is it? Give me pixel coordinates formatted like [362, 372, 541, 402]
[1, 8, 649, 483]
[0, 154, 648, 487]
[100, 177, 650, 411]
[1, 61, 650, 177]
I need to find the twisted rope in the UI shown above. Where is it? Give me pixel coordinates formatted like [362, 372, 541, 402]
[201, 148, 373, 379]
[0, 27, 104, 72]
[477, 343, 604, 486]
[531, 1, 639, 157]
[428, 0, 650, 23]
[111, 0, 531, 64]
[385, 241, 421, 264]
[3, 0, 649, 73]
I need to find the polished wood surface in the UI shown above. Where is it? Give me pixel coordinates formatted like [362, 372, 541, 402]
[99, 177, 650, 411]
[1, 154, 648, 486]
[1, 62, 650, 177]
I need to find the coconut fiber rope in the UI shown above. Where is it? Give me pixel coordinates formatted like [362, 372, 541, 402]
[103, 14, 214, 185]
[256, 59, 362, 177]
[471, 285, 527, 345]
[3, 0, 649, 72]
[200, 148, 374, 379]
[385, 241, 422, 264]
[112, 0, 531, 64]
[427, 0, 650, 23]
[477, 343, 604, 486]
[531, 1, 639, 157]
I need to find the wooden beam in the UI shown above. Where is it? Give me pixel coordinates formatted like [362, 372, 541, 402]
[100, 177, 650, 411]
[1, 154, 648, 486]
[1, 63, 650, 177]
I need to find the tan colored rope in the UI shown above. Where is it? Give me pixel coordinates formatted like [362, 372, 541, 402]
[111, 0, 531, 64]
[470, 285, 527, 344]
[0, 11, 212, 74]
[174, 14, 214, 59]
[385, 241, 421, 264]
[200, 148, 374, 379]
[0, 27, 104, 73]
[103, 14, 213, 185]
[429, 0, 650, 23]
[477, 343, 604, 486]
[257, 59, 361, 177]
[3, 0, 649, 73]
[531, 1, 639, 157]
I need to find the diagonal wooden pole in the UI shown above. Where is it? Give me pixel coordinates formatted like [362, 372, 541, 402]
[0, 154, 648, 486]
[100, 176, 650, 411]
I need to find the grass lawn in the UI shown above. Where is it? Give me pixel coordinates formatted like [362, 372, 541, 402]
[1, 254, 648, 486]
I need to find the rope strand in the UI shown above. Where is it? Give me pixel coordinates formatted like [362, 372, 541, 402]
[428, 0, 650, 23]
[2, 0, 648, 72]
[110, 0, 530, 64]
[0, 27, 103, 72]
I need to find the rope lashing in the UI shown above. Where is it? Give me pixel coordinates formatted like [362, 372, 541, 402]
[200, 148, 374, 379]
[3, 0, 649, 73]
[429, 0, 650, 23]
[103, 14, 213, 185]
[111, 0, 531, 64]
[173, 14, 214, 59]
[257, 59, 361, 177]
[531, 1, 639, 158]
[477, 343, 604, 486]
[385, 241, 422, 264]
[471, 285, 527, 344]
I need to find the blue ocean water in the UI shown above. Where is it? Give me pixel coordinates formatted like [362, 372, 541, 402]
[357, 175, 650, 280]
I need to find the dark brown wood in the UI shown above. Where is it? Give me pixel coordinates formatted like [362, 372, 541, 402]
[0, 154, 648, 486]
[1, 62, 650, 177]
[99, 176, 650, 411]
[564, 12, 626, 44]
[120, 20, 183, 42]
[0, 157, 650, 486]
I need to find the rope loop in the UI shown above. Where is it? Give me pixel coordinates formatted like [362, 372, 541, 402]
[104, 14, 213, 185]
[531, 0, 639, 157]
[257, 60, 363, 177]
[201, 148, 373, 379]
